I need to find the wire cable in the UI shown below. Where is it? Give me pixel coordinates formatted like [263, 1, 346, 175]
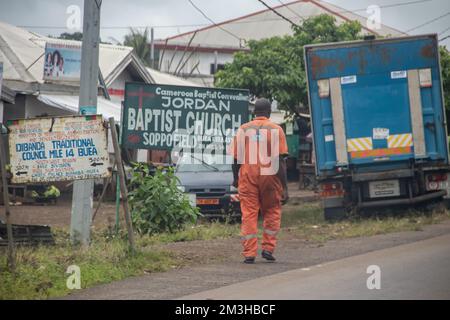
[405, 11, 450, 32]
[276, 0, 304, 21]
[257, 0, 300, 28]
[187, 0, 242, 42]
[17, 0, 436, 31]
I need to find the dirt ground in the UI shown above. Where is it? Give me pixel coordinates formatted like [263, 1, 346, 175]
[3, 187, 450, 299]
[62, 220, 450, 299]
[0, 182, 317, 228]
[1, 193, 120, 228]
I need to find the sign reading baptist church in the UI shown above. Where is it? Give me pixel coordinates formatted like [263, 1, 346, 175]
[122, 83, 249, 152]
[7, 115, 110, 184]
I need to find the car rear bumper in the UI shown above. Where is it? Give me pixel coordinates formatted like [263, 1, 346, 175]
[195, 194, 241, 216]
[356, 190, 446, 208]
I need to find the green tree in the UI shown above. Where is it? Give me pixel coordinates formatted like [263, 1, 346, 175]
[123, 28, 150, 66]
[215, 14, 362, 114]
[58, 32, 83, 41]
[55, 32, 112, 44]
[440, 46, 450, 110]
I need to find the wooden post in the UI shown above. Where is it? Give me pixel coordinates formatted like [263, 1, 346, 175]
[91, 160, 116, 223]
[108, 117, 135, 251]
[0, 133, 15, 271]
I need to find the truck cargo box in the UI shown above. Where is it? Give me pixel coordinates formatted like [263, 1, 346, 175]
[305, 34, 447, 174]
[304, 34, 449, 219]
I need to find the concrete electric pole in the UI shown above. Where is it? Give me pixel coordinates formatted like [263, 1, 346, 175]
[70, 0, 101, 245]
[150, 27, 155, 69]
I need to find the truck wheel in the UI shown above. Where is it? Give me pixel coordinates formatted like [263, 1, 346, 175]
[324, 207, 347, 221]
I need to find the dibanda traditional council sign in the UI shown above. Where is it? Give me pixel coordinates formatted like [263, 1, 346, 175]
[122, 83, 249, 152]
[7, 115, 110, 184]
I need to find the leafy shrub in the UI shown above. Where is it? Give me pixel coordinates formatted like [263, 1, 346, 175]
[128, 164, 200, 235]
[31, 185, 61, 200]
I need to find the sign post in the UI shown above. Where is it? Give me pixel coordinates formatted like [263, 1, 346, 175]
[7, 116, 110, 184]
[0, 133, 15, 271]
[122, 83, 249, 154]
[109, 117, 135, 251]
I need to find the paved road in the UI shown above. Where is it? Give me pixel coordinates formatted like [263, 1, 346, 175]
[64, 221, 450, 299]
[181, 234, 450, 300]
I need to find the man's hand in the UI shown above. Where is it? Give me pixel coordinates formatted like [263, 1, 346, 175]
[281, 187, 289, 205]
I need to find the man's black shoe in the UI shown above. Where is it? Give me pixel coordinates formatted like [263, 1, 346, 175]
[261, 250, 276, 262]
[243, 257, 255, 264]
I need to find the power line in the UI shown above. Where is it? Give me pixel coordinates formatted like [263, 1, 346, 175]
[406, 11, 450, 32]
[18, 23, 211, 30]
[321, 0, 433, 15]
[17, 0, 435, 31]
[276, 0, 304, 21]
[186, 0, 242, 42]
[438, 26, 450, 36]
[440, 35, 450, 42]
[257, 0, 300, 28]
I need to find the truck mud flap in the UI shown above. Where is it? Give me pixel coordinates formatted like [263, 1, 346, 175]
[357, 190, 446, 209]
[0, 221, 54, 246]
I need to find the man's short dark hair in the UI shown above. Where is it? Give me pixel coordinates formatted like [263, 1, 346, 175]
[254, 98, 271, 114]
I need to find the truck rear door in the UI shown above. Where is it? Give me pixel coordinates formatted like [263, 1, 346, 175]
[305, 35, 448, 175]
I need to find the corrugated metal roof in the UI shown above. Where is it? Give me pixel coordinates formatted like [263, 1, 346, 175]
[37, 94, 122, 121]
[0, 21, 152, 87]
[160, 0, 406, 50]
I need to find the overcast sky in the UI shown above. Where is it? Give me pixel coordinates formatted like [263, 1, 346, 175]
[0, 0, 449, 47]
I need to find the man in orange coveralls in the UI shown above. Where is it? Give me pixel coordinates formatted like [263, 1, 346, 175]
[230, 98, 289, 264]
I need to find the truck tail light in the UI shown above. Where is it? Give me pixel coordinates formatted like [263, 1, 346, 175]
[427, 173, 447, 182]
[320, 182, 344, 197]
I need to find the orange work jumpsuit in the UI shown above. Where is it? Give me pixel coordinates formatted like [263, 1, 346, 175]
[230, 116, 288, 258]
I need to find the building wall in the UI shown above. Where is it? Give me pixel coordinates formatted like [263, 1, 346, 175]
[3, 95, 26, 122]
[107, 69, 150, 163]
[25, 96, 70, 118]
[159, 49, 234, 86]
[108, 68, 134, 104]
[2, 95, 72, 123]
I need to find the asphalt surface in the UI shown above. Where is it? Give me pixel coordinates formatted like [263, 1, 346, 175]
[64, 220, 450, 300]
[181, 234, 450, 300]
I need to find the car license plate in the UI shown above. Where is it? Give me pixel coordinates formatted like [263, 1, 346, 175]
[369, 179, 400, 198]
[196, 198, 219, 205]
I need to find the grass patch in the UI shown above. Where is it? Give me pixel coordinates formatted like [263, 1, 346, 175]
[280, 202, 450, 243]
[0, 229, 174, 300]
[137, 221, 239, 247]
[0, 222, 240, 300]
[2, 203, 449, 299]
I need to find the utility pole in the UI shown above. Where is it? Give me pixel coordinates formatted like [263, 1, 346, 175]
[150, 27, 155, 69]
[71, 0, 101, 245]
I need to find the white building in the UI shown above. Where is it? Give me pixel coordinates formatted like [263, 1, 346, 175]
[155, 0, 406, 86]
[0, 21, 200, 163]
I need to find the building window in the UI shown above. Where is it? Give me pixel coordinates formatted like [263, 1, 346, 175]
[210, 63, 225, 75]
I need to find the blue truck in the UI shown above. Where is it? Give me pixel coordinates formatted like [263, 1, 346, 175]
[304, 34, 449, 220]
